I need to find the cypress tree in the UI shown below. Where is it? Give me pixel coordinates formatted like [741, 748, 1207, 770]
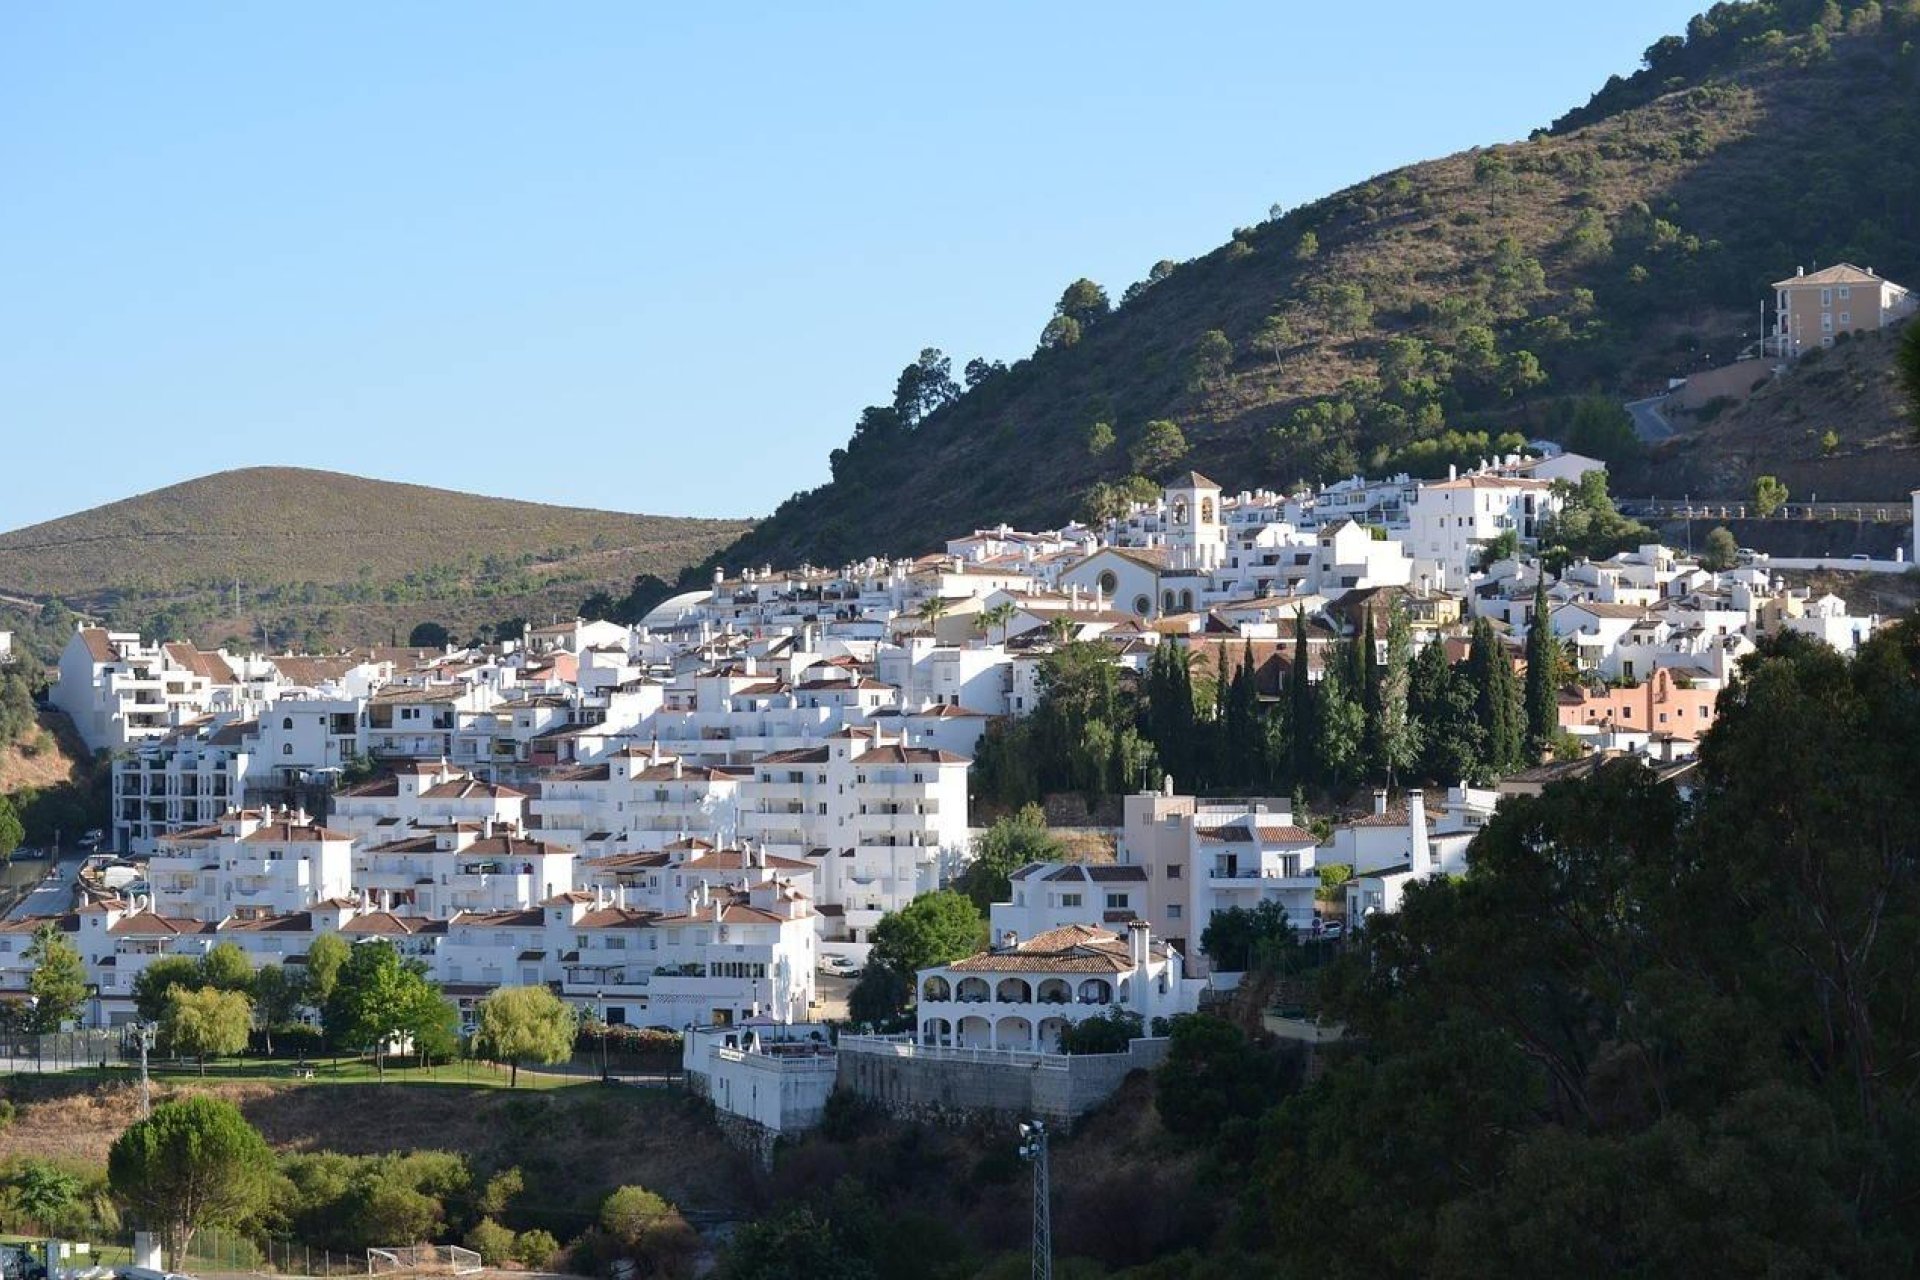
[1289, 607, 1314, 782]
[1469, 616, 1522, 774]
[1522, 575, 1558, 761]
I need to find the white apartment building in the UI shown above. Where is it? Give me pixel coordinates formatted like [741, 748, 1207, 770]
[990, 863, 1150, 940]
[436, 879, 815, 1031]
[54, 629, 233, 752]
[113, 718, 251, 855]
[329, 761, 529, 843]
[740, 726, 970, 939]
[352, 825, 574, 918]
[147, 809, 354, 923]
[914, 921, 1203, 1052]
[1406, 473, 1559, 586]
[529, 747, 745, 850]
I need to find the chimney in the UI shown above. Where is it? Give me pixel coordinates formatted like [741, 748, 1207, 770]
[1372, 788, 1388, 818]
[711, 897, 724, 924]
[1128, 919, 1151, 970]
[616, 884, 627, 910]
[1796, 265, 1805, 277]
[1000, 930, 1018, 951]
[1410, 789, 1431, 877]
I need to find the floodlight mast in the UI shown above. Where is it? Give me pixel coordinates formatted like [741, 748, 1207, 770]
[1018, 1120, 1052, 1280]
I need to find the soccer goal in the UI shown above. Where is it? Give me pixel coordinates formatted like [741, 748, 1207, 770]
[366, 1245, 483, 1276]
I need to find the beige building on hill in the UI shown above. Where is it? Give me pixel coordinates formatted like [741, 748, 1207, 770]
[1771, 263, 1915, 357]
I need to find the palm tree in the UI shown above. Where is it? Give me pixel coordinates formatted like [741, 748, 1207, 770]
[1046, 615, 1077, 647]
[916, 596, 949, 635]
[979, 603, 1018, 645]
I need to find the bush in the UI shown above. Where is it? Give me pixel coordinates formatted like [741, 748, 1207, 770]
[464, 1218, 516, 1267]
[513, 1228, 560, 1270]
[249, 1023, 325, 1058]
[0, 1099, 15, 1131]
[1058, 1008, 1144, 1055]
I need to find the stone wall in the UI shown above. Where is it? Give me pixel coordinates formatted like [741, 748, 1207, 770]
[836, 1037, 1169, 1127]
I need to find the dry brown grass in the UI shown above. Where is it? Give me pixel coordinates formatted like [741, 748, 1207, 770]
[0, 1076, 758, 1217]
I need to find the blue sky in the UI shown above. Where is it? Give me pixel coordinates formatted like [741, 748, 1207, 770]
[0, 2, 1705, 530]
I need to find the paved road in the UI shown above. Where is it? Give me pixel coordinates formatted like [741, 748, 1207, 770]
[5, 856, 81, 921]
[1624, 394, 1676, 443]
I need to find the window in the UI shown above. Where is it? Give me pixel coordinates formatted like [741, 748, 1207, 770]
[1839, 312, 1851, 326]
[282, 744, 293, 756]
[1838, 285, 1851, 300]
[282, 717, 293, 730]
[1133, 595, 1151, 616]
[1105, 893, 1129, 910]
[1821, 288, 1833, 306]
[1060, 893, 1082, 907]
[1097, 570, 1118, 595]
[1166, 864, 1181, 879]
[1167, 904, 1182, 920]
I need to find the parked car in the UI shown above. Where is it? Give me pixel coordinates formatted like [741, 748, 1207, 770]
[1848, 553, 1872, 562]
[10, 847, 44, 861]
[1319, 920, 1346, 940]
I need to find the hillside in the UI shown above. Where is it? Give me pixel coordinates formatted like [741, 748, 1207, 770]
[712, 0, 1920, 572]
[0, 469, 749, 652]
[1659, 318, 1920, 496]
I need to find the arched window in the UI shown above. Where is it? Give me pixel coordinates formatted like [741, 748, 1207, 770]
[1180, 590, 1194, 611]
[1200, 498, 1214, 524]
[282, 717, 293, 730]
[1172, 499, 1189, 526]
[1163, 590, 1176, 612]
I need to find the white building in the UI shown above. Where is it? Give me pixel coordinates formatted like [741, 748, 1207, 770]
[740, 726, 970, 939]
[914, 922, 1203, 1052]
[147, 809, 355, 922]
[1406, 474, 1558, 586]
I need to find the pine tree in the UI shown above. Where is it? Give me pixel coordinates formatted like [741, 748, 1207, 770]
[1522, 575, 1559, 761]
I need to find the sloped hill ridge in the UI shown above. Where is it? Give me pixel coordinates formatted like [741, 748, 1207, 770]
[0, 468, 749, 650]
[713, 1, 1920, 572]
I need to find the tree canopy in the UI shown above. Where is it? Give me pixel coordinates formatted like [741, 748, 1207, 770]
[108, 1096, 275, 1266]
[474, 985, 575, 1087]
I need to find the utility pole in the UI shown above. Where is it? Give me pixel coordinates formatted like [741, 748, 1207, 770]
[1019, 1120, 1052, 1280]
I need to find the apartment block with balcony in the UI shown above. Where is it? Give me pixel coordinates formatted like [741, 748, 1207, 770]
[113, 717, 250, 855]
[528, 747, 744, 850]
[1771, 263, 1916, 356]
[352, 825, 573, 918]
[740, 725, 970, 940]
[146, 809, 353, 923]
[54, 628, 235, 753]
[330, 761, 528, 843]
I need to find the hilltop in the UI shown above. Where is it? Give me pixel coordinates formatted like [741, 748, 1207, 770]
[710, 1, 1920, 572]
[0, 468, 749, 652]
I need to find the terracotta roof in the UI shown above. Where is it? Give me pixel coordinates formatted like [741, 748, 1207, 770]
[448, 909, 544, 928]
[78, 628, 117, 664]
[340, 913, 444, 936]
[679, 850, 814, 873]
[163, 643, 237, 683]
[577, 907, 660, 929]
[110, 913, 217, 936]
[241, 822, 352, 844]
[853, 745, 968, 765]
[947, 924, 1157, 974]
[219, 912, 315, 933]
[1195, 822, 1318, 844]
[1771, 262, 1892, 288]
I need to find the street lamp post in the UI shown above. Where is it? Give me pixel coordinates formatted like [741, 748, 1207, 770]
[597, 989, 608, 1082]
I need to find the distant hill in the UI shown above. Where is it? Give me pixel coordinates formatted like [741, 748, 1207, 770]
[0, 468, 749, 651]
[706, 0, 1920, 573]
